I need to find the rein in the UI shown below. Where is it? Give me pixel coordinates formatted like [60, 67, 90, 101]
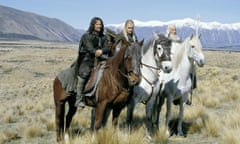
[117, 69, 132, 91]
[140, 62, 161, 70]
[118, 69, 129, 79]
[189, 56, 194, 105]
[140, 61, 161, 104]
[140, 41, 166, 104]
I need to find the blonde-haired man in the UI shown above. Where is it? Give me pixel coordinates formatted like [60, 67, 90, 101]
[114, 19, 138, 54]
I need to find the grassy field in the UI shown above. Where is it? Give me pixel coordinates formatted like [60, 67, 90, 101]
[0, 40, 240, 144]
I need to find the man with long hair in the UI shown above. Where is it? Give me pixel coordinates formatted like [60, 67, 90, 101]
[75, 17, 112, 107]
[114, 19, 138, 54]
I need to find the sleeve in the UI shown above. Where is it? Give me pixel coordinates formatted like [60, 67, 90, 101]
[82, 34, 98, 56]
[100, 36, 111, 54]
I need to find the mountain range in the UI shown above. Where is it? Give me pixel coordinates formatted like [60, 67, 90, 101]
[107, 19, 240, 49]
[1, 5, 240, 49]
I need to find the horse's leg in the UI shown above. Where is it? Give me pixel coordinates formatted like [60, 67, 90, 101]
[102, 107, 111, 127]
[90, 108, 96, 132]
[152, 93, 161, 132]
[145, 99, 155, 136]
[94, 101, 107, 130]
[154, 93, 165, 130]
[91, 107, 110, 131]
[145, 103, 153, 137]
[126, 97, 136, 128]
[177, 98, 185, 137]
[65, 96, 77, 136]
[54, 77, 65, 142]
[165, 94, 172, 136]
[55, 101, 65, 142]
[153, 84, 165, 129]
[112, 107, 123, 127]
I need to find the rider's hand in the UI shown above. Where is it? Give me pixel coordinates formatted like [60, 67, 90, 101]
[95, 49, 103, 57]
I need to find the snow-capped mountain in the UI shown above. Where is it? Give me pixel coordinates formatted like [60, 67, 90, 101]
[107, 18, 240, 49]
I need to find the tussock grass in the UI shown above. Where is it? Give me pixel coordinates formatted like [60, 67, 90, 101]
[1, 130, 19, 141]
[92, 128, 120, 144]
[0, 133, 8, 144]
[46, 120, 55, 131]
[34, 103, 44, 113]
[3, 114, 16, 123]
[202, 115, 220, 137]
[221, 126, 240, 144]
[223, 110, 240, 129]
[152, 127, 169, 144]
[24, 124, 44, 138]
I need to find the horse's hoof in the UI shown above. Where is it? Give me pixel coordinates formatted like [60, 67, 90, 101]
[64, 133, 70, 144]
[177, 132, 186, 137]
[144, 134, 152, 143]
[166, 129, 170, 137]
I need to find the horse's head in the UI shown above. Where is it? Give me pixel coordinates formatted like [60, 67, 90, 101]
[153, 33, 172, 73]
[124, 40, 144, 86]
[186, 34, 205, 67]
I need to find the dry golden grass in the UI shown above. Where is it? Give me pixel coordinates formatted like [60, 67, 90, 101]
[0, 41, 240, 144]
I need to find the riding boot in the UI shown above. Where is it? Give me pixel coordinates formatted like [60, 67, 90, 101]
[75, 76, 86, 108]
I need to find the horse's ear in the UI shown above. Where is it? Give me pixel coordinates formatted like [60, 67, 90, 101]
[167, 33, 170, 38]
[198, 33, 201, 39]
[190, 34, 194, 40]
[153, 32, 159, 40]
[158, 33, 167, 40]
[139, 39, 144, 46]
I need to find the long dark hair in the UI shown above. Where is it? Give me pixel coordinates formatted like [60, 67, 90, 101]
[87, 17, 104, 36]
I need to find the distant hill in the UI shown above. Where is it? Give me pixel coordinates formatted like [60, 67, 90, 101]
[107, 19, 240, 49]
[0, 5, 81, 42]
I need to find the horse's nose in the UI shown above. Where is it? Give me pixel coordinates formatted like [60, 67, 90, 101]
[165, 66, 172, 73]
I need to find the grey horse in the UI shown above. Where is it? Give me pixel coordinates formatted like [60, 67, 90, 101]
[126, 33, 172, 138]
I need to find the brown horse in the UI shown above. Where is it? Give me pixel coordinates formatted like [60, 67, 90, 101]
[53, 40, 143, 142]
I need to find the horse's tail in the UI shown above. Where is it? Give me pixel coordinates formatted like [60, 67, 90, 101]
[53, 76, 63, 106]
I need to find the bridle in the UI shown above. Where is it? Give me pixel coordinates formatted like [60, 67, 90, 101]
[140, 39, 170, 104]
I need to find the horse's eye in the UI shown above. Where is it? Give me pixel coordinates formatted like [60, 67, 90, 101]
[191, 45, 195, 48]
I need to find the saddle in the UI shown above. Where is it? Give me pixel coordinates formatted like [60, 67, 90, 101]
[83, 61, 106, 97]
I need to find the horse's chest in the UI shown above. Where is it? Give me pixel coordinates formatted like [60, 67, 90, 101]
[175, 79, 191, 95]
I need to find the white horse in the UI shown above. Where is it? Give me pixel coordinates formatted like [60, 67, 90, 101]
[159, 34, 205, 137]
[126, 33, 172, 137]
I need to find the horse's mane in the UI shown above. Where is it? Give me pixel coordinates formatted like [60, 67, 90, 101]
[106, 42, 129, 74]
[142, 38, 154, 54]
[173, 36, 190, 71]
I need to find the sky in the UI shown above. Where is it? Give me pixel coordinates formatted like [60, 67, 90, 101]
[0, 0, 239, 29]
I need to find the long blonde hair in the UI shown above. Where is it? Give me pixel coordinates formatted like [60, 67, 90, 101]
[123, 19, 137, 42]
